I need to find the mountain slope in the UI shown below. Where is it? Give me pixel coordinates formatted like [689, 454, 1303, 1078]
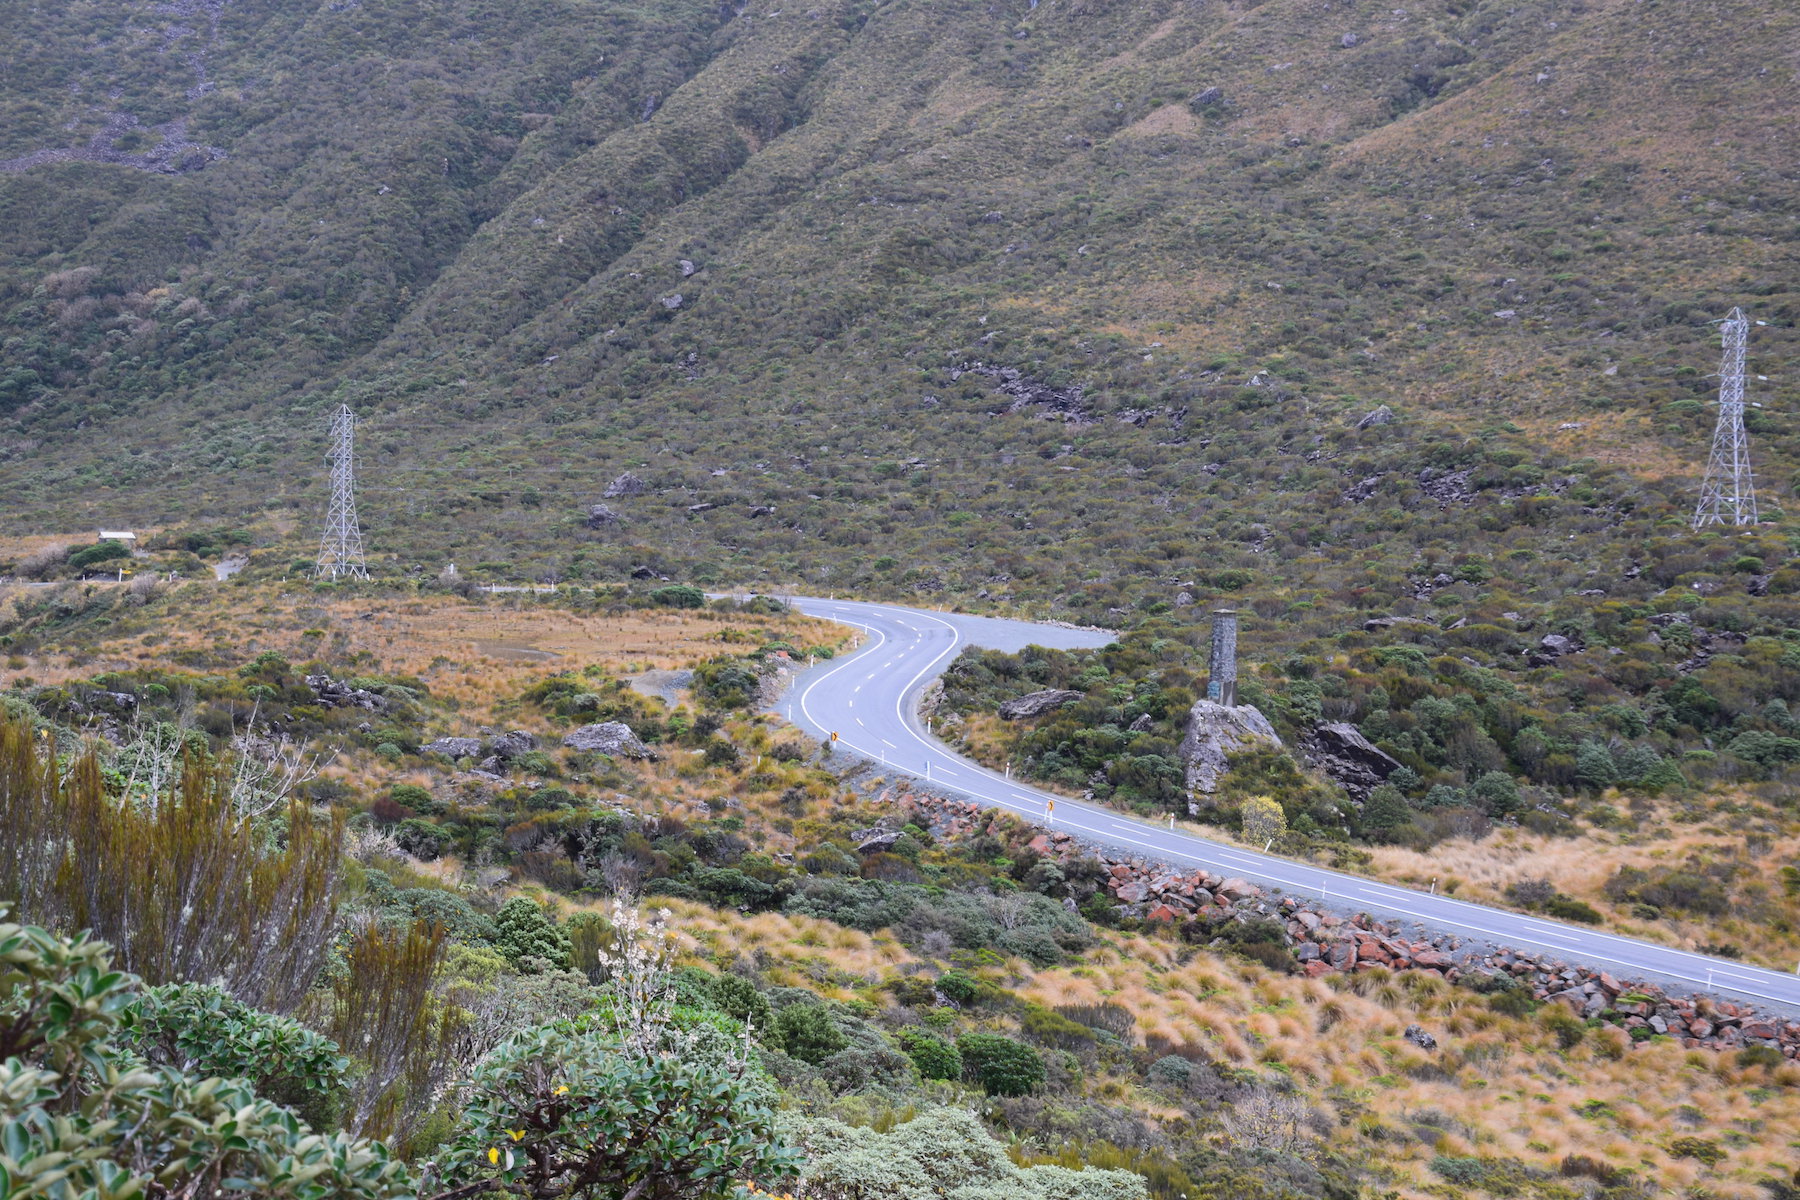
[2, 0, 1797, 614]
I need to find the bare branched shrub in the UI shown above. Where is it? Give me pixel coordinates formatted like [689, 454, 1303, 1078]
[1220, 1089, 1317, 1159]
[592, 848, 644, 896]
[18, 544, 67, 579]
[228, 706, 334, 818]
[345, 823, 405, 864]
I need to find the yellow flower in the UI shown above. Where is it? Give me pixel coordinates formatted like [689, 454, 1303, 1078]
[509, 1129, 526, 1141]
[553, 1085, 570, 1095]
[487, 1148, 500, 1166]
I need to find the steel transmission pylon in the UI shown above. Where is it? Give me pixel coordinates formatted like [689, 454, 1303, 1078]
[316, 404, 370, 579]
[1692, 307, 1759, 530]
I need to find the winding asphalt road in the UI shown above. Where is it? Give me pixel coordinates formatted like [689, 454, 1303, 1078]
[773, 596, 1800, 1013]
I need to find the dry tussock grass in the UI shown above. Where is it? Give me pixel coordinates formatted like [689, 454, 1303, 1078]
[1369, 815, 1800, 966]
[1006, 927, 1800, 1195]
[3, 581, 845, 719]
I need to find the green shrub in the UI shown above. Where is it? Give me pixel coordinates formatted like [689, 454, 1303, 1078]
[122, 982, 350, 1130]
[650, 584, 706, 608]
[68, 540, 130, 570]
[936, 970, 980, 1006]
[1020, 1004, 1096, 1050]
[494, 897, 572, 971]
[394, 818, 449, 861]
[1540, 1005, 1587, 1050]
[1148, 1055, 1194, 1087]
[957, 1032, 1045, 1096]
[1545, 894, 1603, 924]
[387, 783, 441, 814]
[769, 1002, 847, 1065]
[1737, 1044, 1784, 1070]
[710, 973, 772, 1029]
[0, 911, 413, 1198]
[1667, 1136, 1725, 1167]
[445, 1022, 798, 1198]
[897, 1028, 962, 1081]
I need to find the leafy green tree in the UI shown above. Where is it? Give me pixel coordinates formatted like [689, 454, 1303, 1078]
[495, 897, 572, 971]
[957, 1032, 1045, 1097]
[0, 912, 414, 1199]
[1470, 770, 1523, 818]
[1361, 785, 1413, 837]
[120, 982, 349, 1130]
[770, 1002, 847, 1065]
[1574, 740, 1618, 791]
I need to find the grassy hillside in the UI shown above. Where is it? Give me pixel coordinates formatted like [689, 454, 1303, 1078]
[1, 0, 1796, 611]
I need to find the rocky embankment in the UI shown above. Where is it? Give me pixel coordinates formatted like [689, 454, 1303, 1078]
[900, 788, 1800, 1059]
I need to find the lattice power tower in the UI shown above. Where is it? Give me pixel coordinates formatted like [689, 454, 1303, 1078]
[316, 404, 369, 579]
[1692, 307, 1760, 530]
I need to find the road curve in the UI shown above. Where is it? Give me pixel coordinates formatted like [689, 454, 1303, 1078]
[773, 596, 1800, 1013]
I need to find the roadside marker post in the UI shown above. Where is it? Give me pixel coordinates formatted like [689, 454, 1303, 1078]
[1045, 798, 1055, 826]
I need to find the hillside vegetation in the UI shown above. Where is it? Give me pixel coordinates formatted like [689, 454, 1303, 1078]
[1, 0, 1796, 611]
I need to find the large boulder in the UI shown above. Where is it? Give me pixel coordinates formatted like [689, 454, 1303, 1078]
[1177, 699, 1282, 806]
[489, 730, 539, 760]
[999, 689, 1084, 720]
[851, 826, 902, 855]
[1300, 722, 1401, 802]
[423, 736, 483, 760]
[1526, 632, 1583, 666]
[562, 721, 655, 760]
[603, 471, 648, 498]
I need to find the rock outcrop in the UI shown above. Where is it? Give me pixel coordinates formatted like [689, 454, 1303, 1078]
[998, 689, 1084, 720]
[305, 674, 388, 712]
[603, 472, 647, 498]
[562, 721, 655, 760]
[423, 736, 483, 759]
[1177, 700, 1281, 804]
[851, 825, 902, 854]
[1300, 722, 1400, 802]
[1526, 632, 1583, 666]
